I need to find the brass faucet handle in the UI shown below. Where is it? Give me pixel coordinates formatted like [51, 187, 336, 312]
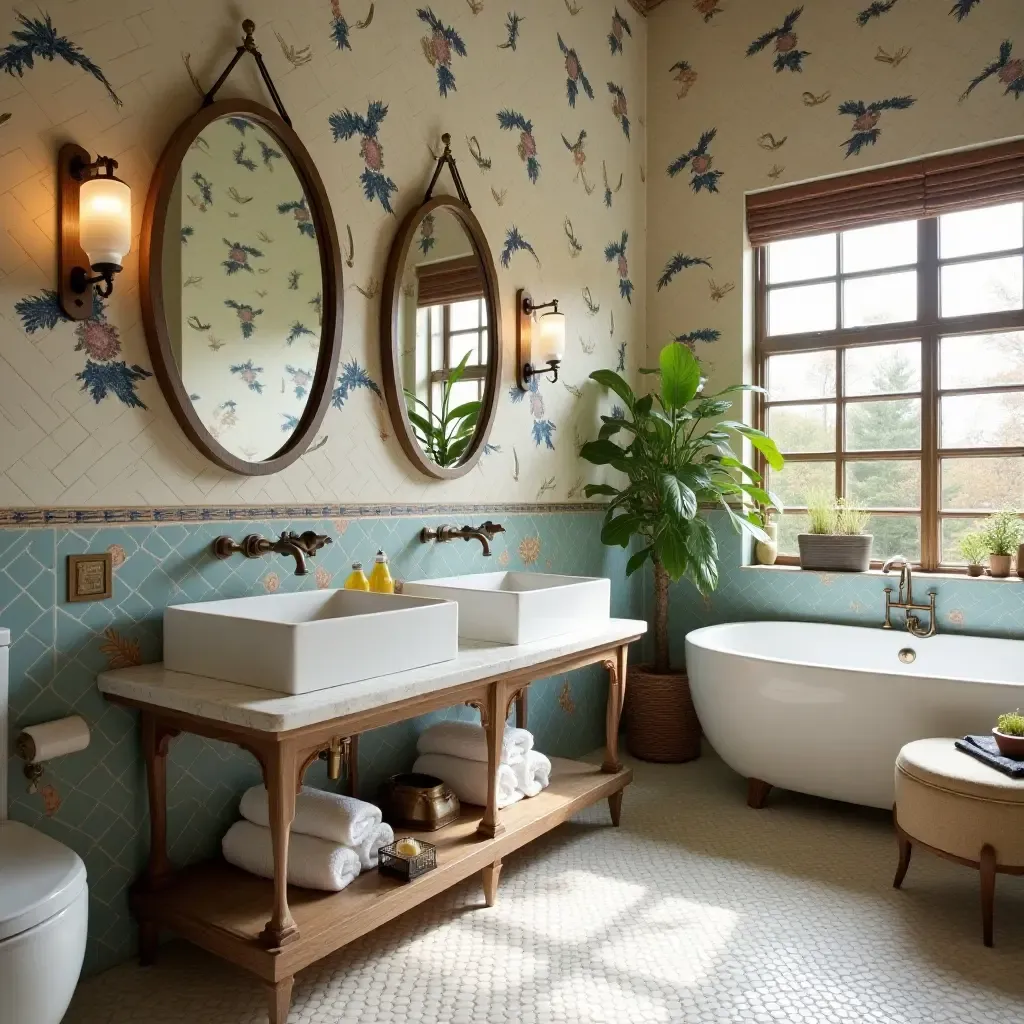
[297, 530, 332, 554]
[480, 520, 506, 537]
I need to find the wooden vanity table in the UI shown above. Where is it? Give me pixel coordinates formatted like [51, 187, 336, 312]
[98, 620, 645, 1023]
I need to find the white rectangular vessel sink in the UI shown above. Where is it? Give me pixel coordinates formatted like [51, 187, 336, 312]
[403, 571, 610, 645]
[164, 590, 458, 695]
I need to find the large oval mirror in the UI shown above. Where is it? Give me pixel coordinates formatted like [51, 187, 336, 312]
[381, 196, 502, 479]
[141, 99, 343, 475]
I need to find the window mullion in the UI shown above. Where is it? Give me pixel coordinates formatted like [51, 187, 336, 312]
[919, 217, 940, 570]
[834, 234, 845, 500]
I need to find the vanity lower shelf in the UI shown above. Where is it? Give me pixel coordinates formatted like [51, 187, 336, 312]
[132, 757, 630, 983]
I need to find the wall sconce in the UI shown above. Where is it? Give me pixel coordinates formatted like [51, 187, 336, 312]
[516, 289, 566, 390]
[58, 144, 132, 320]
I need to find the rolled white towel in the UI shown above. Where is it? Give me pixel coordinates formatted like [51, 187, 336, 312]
[416, 721, 533, 766]
[239, 785, 382, 848]
[512, 750, 553, 798]
[357, 821, 394, 872]
[413, 753, 523, 809]
[222, 820, 361, 892]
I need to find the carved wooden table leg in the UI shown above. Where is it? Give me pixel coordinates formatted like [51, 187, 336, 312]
[477, 681, 507, 839]
[515, 687, 528, 729]
[266, 976, 294, 1024]
[607, 789, 624, 827]
[346, 734, 359, 797]
[601, 645, 628, 774]
[980, 843, 997, 948]
[260, 741, 301, 949]
[893, 830, 912, 889]
[482, 858, 503, 907]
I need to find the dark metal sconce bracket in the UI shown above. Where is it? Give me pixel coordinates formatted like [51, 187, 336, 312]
[203, 19, 292, 126]
[516, 288, 561, 390]
[57, 143, 97, 321]
[424, 133, 471, 208]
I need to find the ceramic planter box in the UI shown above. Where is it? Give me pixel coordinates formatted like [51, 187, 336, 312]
[798, 534, 873, 572]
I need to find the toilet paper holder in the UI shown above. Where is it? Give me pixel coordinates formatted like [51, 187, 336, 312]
[15, 715, 91, 793]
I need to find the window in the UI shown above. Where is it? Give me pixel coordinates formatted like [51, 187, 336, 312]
[416, 296, 489, 417]
[756, 200, 1024, 570]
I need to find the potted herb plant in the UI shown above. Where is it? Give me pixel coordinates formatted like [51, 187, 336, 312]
[959, 531, 988, 577]
[993, 709, 1024, 760]
[798, 495, 872, 572]
[580, 343, 783, 762]
[980, 509, 1023, 578]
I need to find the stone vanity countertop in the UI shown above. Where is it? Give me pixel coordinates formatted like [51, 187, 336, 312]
[97, 619, 648, 733]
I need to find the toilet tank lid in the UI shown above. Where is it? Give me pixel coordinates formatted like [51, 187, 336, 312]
[0, 821, 86, 941]
[0, 627, 9, 647]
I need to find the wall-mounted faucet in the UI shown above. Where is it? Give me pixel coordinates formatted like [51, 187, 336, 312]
[419, 521, 505, 557]
[882, 556, 937, 638]
[213, 531, 332, 576]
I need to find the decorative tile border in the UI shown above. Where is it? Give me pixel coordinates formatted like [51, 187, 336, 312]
[0, 502, 604, 529]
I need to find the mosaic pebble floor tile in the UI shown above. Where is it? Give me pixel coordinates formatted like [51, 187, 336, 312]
[66, 752, 1024, 1024]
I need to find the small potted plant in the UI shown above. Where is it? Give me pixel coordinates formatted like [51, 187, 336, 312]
[798, 495, 872, 572]
[959, 531, 989, 577]
[993, 709, 1024, 760]
[980, 509, 1023, 578]
[755, 508, 779, 566]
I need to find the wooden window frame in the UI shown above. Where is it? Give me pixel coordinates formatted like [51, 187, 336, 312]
[427, 297, 489, 413]
[754, 209, 1024, 573]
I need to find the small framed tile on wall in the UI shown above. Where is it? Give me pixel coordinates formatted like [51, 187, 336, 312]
[67, 552, 113, 603]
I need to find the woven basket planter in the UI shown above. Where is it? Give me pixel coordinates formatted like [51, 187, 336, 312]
[625, 666, 701, 763]
[798, 534, 872, 572]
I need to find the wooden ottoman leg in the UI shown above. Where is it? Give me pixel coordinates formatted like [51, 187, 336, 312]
[608, 788, 624, 827]
[482, 858, 503, 907]
[980, 844, 997, 948]
[747, 778, 772, 809]
[893, 828, 912, 889]
[266, 976, 294, 1024]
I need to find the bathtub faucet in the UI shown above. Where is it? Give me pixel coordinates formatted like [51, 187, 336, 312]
[881, 556, 937, 638]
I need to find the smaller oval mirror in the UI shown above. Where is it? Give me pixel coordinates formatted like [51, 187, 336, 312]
[382, 197, 502, 479]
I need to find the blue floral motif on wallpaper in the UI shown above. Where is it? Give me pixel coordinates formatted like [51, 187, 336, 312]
[604, 232, 633, 303]
[499, 12, 523, 51]
[330, 0, 351, 50]
[961, 41, 1023, 101]
[509, 376, 555, 450]
[286, 365, 313, 399]
[224, 299, 263, 339]
[227, 117, 254, 134]
[674, 328, 721, 350]
[498, 109, 540, 183]
[15, 291, 152, 409]
[233, 141, 258, 172]
[668, 129, 723, 193]
[950, 0, 984, 21]
[329, 102, 399, 214]
[332, 360, 382, 409]
[532, 419, 556, 449]
[417, 8, 467, 97]
[839, 96, 916, 156]
[287, 322, 316, 345]
[747, 8, 809, 73]
[658, 253, 712, 291]
[694, 0, 723, 23]
[191, 172, 213, 211]
[609, 9, 631, 56]
[419, 212, 437, 255]
[671, 60, 697, 99]
[557, 34, 593, 107]
[856, 1, 899, 26]
[278, 197, 316, 238]
[259, 138, 283, 171]
[181, 225, 194, 245]
[0, 11, 121, 105]
[222, 239, 264, 275]
[616, 342, 627, 372]
[288, 270, 302, 290]
[501, 226, 540, 268]
[230, 359, 264, 394]
[607, 82, 630, 139]
[282, 413, 299, 432]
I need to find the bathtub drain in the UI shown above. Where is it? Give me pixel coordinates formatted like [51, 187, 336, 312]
[898, 648, 916, 664]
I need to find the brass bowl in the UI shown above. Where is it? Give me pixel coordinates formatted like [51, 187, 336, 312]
[379, 773, 460, 831]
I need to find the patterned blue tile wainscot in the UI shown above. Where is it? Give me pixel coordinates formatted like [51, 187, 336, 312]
[0, 511, 641, 975]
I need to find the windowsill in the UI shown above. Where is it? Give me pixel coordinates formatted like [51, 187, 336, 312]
[742, 563, 1024, 583]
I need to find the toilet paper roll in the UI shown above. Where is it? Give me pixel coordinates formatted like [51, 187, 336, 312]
[16, 715, 90, 762]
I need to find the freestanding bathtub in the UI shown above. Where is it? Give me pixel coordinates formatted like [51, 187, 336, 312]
[686, 621, 1024, 809]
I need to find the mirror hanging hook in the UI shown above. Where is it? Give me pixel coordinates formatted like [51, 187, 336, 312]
[202, 19, 292, 127]
[424, 133, 471, 209]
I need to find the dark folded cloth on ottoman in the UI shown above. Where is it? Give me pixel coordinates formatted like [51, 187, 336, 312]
[955, 735, 1024, 779]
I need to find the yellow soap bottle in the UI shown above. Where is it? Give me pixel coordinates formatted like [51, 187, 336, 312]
[368, 550, 395, 594]
[344, 563, 370, 591]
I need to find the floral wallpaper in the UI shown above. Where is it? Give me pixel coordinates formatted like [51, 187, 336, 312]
[0, 0, 645, 509]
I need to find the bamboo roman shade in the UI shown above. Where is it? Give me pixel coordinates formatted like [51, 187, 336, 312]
[747, 140, 1024, 246]
[416, 256, 485, 308]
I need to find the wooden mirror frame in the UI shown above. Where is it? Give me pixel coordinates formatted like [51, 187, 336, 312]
[140, 98, 344, 476]
[380, 195, 503, 480]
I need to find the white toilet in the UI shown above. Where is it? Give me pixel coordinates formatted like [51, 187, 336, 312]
[0, 627, 88, 1024]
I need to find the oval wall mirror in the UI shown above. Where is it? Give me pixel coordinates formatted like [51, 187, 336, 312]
[381, 195, 503, 480]
[141, 99, 343, 475]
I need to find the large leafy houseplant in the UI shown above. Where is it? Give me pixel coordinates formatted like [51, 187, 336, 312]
[581, 343, 784, 674]
[404, 352, 481, 468]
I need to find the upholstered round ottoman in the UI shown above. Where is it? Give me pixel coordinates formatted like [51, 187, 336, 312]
[893, 738, 1024, 946]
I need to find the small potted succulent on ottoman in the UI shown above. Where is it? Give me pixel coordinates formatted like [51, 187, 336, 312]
[798, 495, 872, 572]
[993, 709, 1024, 760]
[958, 531, 988, 577]
[981, 509, 1023, 578]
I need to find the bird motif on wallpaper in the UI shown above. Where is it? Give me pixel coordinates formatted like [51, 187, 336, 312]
[757, 133, 787, 151]
[960, 40, 1024, 101]
[605, 232, 633, 303]
[417, 8, 467, 98]
[856, 1, 900, 26]
[875, 46, 911, 67]
[747, 8, 809, 74]
[838, 96, 916, 157]
[332, 360, 383, 409]
[491, 186, 507, 206]
[609, 8, 631, 56]
[329, 101, 398, 213]
[709, 279, 735, 302]
[949, 0, 984, 21]
[497, 109, 540, 183]
[658, 253, 712, 292]
[501, 226, 540, 268]
[221, 239, 264, 275]
[564, 0, 582, 16]
[467, 136, 491, 171]
[616, 342, 627, 372]
[670, 60, 697, 99]
[275, 32, 313, 68]
[767, 164, 785, 180]
[802, 90, 831, 106]
[465, 0, 484, 13]
[582, 288, 600, 316]
[356, 3, 375, 28]
[278, 197, 317, 237]
[230, 360, 265, 394]
[693, 0, 723, 22]
[330, 0, 351, 50]
[557, 34, 593, 107]
[603, 161, 623, 208]
[227, 187, 252, 204]
[499, 12, 523, 50]
[607, 82, 630, 140]
[562, 131, 595, 194]
[564, 218, 583, 258]
[187, 315, 211, 331]
[674, 328, 721, 350]
[668, 129, 723, 194]
[288, 270, 303, 290]
[224, 300, 263, 339]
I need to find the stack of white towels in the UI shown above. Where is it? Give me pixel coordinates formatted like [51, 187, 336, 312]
[413, 721, 552, 808]
[222, 786, 394, 892]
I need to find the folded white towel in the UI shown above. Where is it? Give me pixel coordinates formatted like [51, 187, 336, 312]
[512, 750, 553, 798]
[239, 785, 382, 847]
[357, 821, 394, 872]
[222, 820, 361, 892]
[413, 753, 523, 809]
[416, 721, 534, 766]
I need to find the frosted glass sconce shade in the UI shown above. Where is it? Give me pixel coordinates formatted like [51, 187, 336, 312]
[516, 289, 566, 389]
[79, 174, 132, 267]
